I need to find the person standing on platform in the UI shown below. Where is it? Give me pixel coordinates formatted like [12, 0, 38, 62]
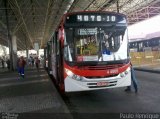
[28, 56, 32, 66]
[35, 57, 40, 71]
[1, 59, 4, 68]
[31, 57, 34, 67]
[17, 56, 26, 79]
[125, 63, 138, 93]
[6, 59, 10, 70]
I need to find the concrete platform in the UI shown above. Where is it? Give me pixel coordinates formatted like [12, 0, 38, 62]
[0, 67, 72, 119]
[133, 63, 160, 73]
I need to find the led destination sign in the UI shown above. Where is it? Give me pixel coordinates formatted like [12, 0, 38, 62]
[65, 13, 126, 25]
[77, 15, 116, 22]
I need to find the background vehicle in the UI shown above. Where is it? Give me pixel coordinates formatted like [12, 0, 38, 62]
[129, 37, 160, 52]
[44, 11, 131, 92]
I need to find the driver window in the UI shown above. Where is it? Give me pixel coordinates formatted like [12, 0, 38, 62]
[102, 29, 125, 52]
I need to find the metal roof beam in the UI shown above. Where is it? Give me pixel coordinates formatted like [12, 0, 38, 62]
[40, 0, 52, 48]
[0, 20, 7, 29]
[99, 0, 118, 11]
[13, 0, 34, 47]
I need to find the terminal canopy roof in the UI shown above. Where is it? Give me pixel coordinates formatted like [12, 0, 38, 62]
[0, 0, 160, 50]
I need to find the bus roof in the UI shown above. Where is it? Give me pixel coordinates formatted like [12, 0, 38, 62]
[64, 11, 126, 17]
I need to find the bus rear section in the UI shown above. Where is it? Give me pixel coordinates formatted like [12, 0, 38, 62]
[56, 11, 131, 92]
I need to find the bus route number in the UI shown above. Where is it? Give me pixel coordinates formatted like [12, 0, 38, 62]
[77, 15, 116, 22]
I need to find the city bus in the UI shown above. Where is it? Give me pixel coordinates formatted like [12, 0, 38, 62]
[45, 11, 131, 92]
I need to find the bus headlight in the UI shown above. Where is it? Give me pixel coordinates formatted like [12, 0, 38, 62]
[65, 68, 73, 76]
[124, 70, 128, 75]
[65, 68, 82, 81]
[120, 67, 130, 78]
[72, 74, 82, 81]
[120, 73, 125, 77]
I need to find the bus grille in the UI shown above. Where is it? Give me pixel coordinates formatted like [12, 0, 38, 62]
[85, 74, 118, 79]
[79, 64, 124, 70]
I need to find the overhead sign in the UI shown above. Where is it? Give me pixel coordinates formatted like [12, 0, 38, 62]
[34, 43, 39, 51]
[12, 35, 17, 53]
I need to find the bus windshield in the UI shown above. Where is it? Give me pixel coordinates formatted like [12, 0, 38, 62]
[64, 26, 126, 63]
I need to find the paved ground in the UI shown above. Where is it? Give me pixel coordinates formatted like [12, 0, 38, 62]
[0, 67, 72, 119]
[0, 65, 160, 119]
[133, 62, 160, 72]
[62, 70, 160, 119]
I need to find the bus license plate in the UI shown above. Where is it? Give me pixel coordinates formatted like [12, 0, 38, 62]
[97, 82, 108, 86]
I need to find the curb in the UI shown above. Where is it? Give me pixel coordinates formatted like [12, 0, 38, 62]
[134, 68, 160, 74]
[44, 70, 74, 119]
[45, 73, 71, 113]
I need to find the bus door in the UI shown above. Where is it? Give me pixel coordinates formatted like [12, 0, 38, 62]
[56, 37, 64, 86]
